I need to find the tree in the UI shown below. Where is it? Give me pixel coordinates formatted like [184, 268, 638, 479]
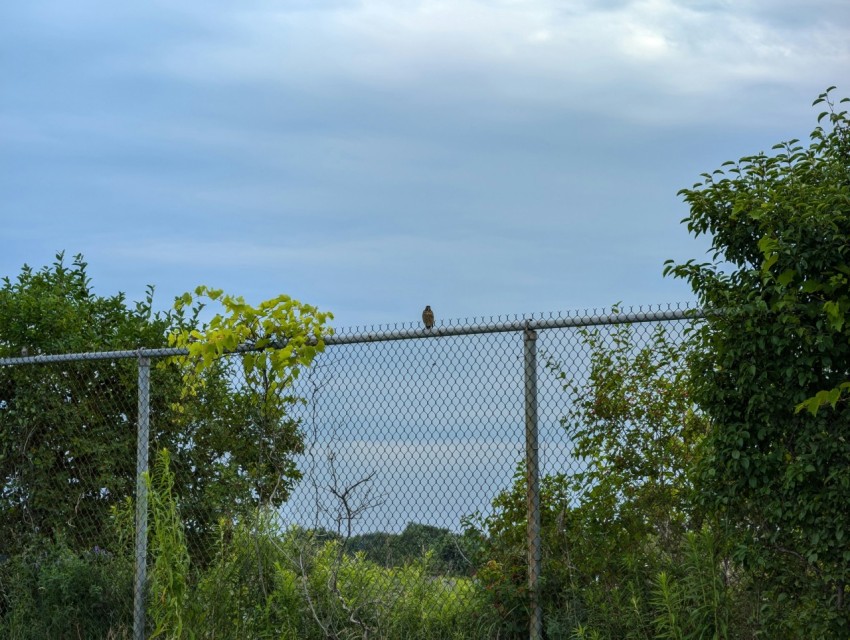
[0, 253, 332, 561]
[664, 88, 850, 632]
[557, 322, 707, 550]
[0, 254, 171, 552]
[467, 321, 708, 637]
[163, 285, 332, 559]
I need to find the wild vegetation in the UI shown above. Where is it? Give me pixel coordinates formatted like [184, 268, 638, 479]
[664, 86, 850, 637]
[1, 88, 849, 638]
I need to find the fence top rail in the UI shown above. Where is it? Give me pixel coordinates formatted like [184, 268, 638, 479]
[0, 304, 702, 365]
[326, 306, 702, 345]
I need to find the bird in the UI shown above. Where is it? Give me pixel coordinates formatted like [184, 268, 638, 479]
[422, 305, 435, 330]
[20, 347, 28, 357]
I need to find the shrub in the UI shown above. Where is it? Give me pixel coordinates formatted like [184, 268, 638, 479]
[0, 540, 132, 640]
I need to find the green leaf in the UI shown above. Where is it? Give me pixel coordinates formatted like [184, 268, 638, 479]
[666, 88, 850, 601]
[762, 253, 779, 274]
[757, 235, 779, 255]
[777, 269, 796, 286]
[824, 300, 845, 331]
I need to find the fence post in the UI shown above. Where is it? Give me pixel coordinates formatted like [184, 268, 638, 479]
[524, 327, 542, 640]
[134, 356, 151, 640]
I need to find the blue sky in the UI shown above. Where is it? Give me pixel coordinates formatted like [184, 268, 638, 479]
[2, 0, 849, 330]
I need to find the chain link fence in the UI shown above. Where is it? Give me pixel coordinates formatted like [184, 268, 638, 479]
[0, 304, 699, 639]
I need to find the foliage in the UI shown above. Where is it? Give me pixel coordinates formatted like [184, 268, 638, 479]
[147, 449, 191, 640]
[647, 528, 755, 640]
[168, 285, 331, 396]
[120, 450, 488, 639]
[159, 286, 331, 560]
[347, 522, 473, 576]
[466, 322, 714, 638]
[0, 255, 332, 565]
[0, 538, 132, 639]
[189, 512, 305, 640]
[568, 526, 762, 640]
[0, 254, 166, 553]
[1, 254, 491, 637]
[664, 87, 850, 631]
[469, 469, 579, 637]
[286, 533, 483, 639]
[558, 322, 708, 548]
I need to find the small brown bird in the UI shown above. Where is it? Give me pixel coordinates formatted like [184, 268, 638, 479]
[422, 305, 435, 329]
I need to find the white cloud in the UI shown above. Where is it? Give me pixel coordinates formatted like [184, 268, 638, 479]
[140, 0, 849, 124]
[2, 0, 845, 329]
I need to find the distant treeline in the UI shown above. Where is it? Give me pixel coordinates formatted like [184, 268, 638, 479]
[343, 522, 472, 576]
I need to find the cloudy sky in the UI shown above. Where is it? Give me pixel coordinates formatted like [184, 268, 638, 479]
[2, 0, 848, 330]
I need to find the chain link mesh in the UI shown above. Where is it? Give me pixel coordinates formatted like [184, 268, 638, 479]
[0, 356, 138, 637]
[0, 305, 697, 639]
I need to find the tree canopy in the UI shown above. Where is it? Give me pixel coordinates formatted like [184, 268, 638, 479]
[665, 87, 850, 630]
[0, 253, 332, 560]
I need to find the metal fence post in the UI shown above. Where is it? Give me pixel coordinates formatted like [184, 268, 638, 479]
[524, 327, 542, 640]
[134, 356, 151, 640]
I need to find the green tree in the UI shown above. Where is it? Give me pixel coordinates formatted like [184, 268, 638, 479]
[162, 285, 331, 559]
[558, 322, 707, 551]
[468, 322, 708, 638]
[347, 522, 471, 575]
[664, 88, 850, 633]
[0, 254, 332, 563]
[0, 254, 171, 552]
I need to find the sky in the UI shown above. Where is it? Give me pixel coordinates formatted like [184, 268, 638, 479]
[2, 0, 849, 331]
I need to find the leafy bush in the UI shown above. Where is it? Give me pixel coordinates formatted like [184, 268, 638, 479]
[0, 540, 132, 640]
[298, 538, 484, 639]
[139, 449, 491, 639]
[188, 514, 306, 639]
[466, 322, 712, 638]
[665, 87, 850, 635]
